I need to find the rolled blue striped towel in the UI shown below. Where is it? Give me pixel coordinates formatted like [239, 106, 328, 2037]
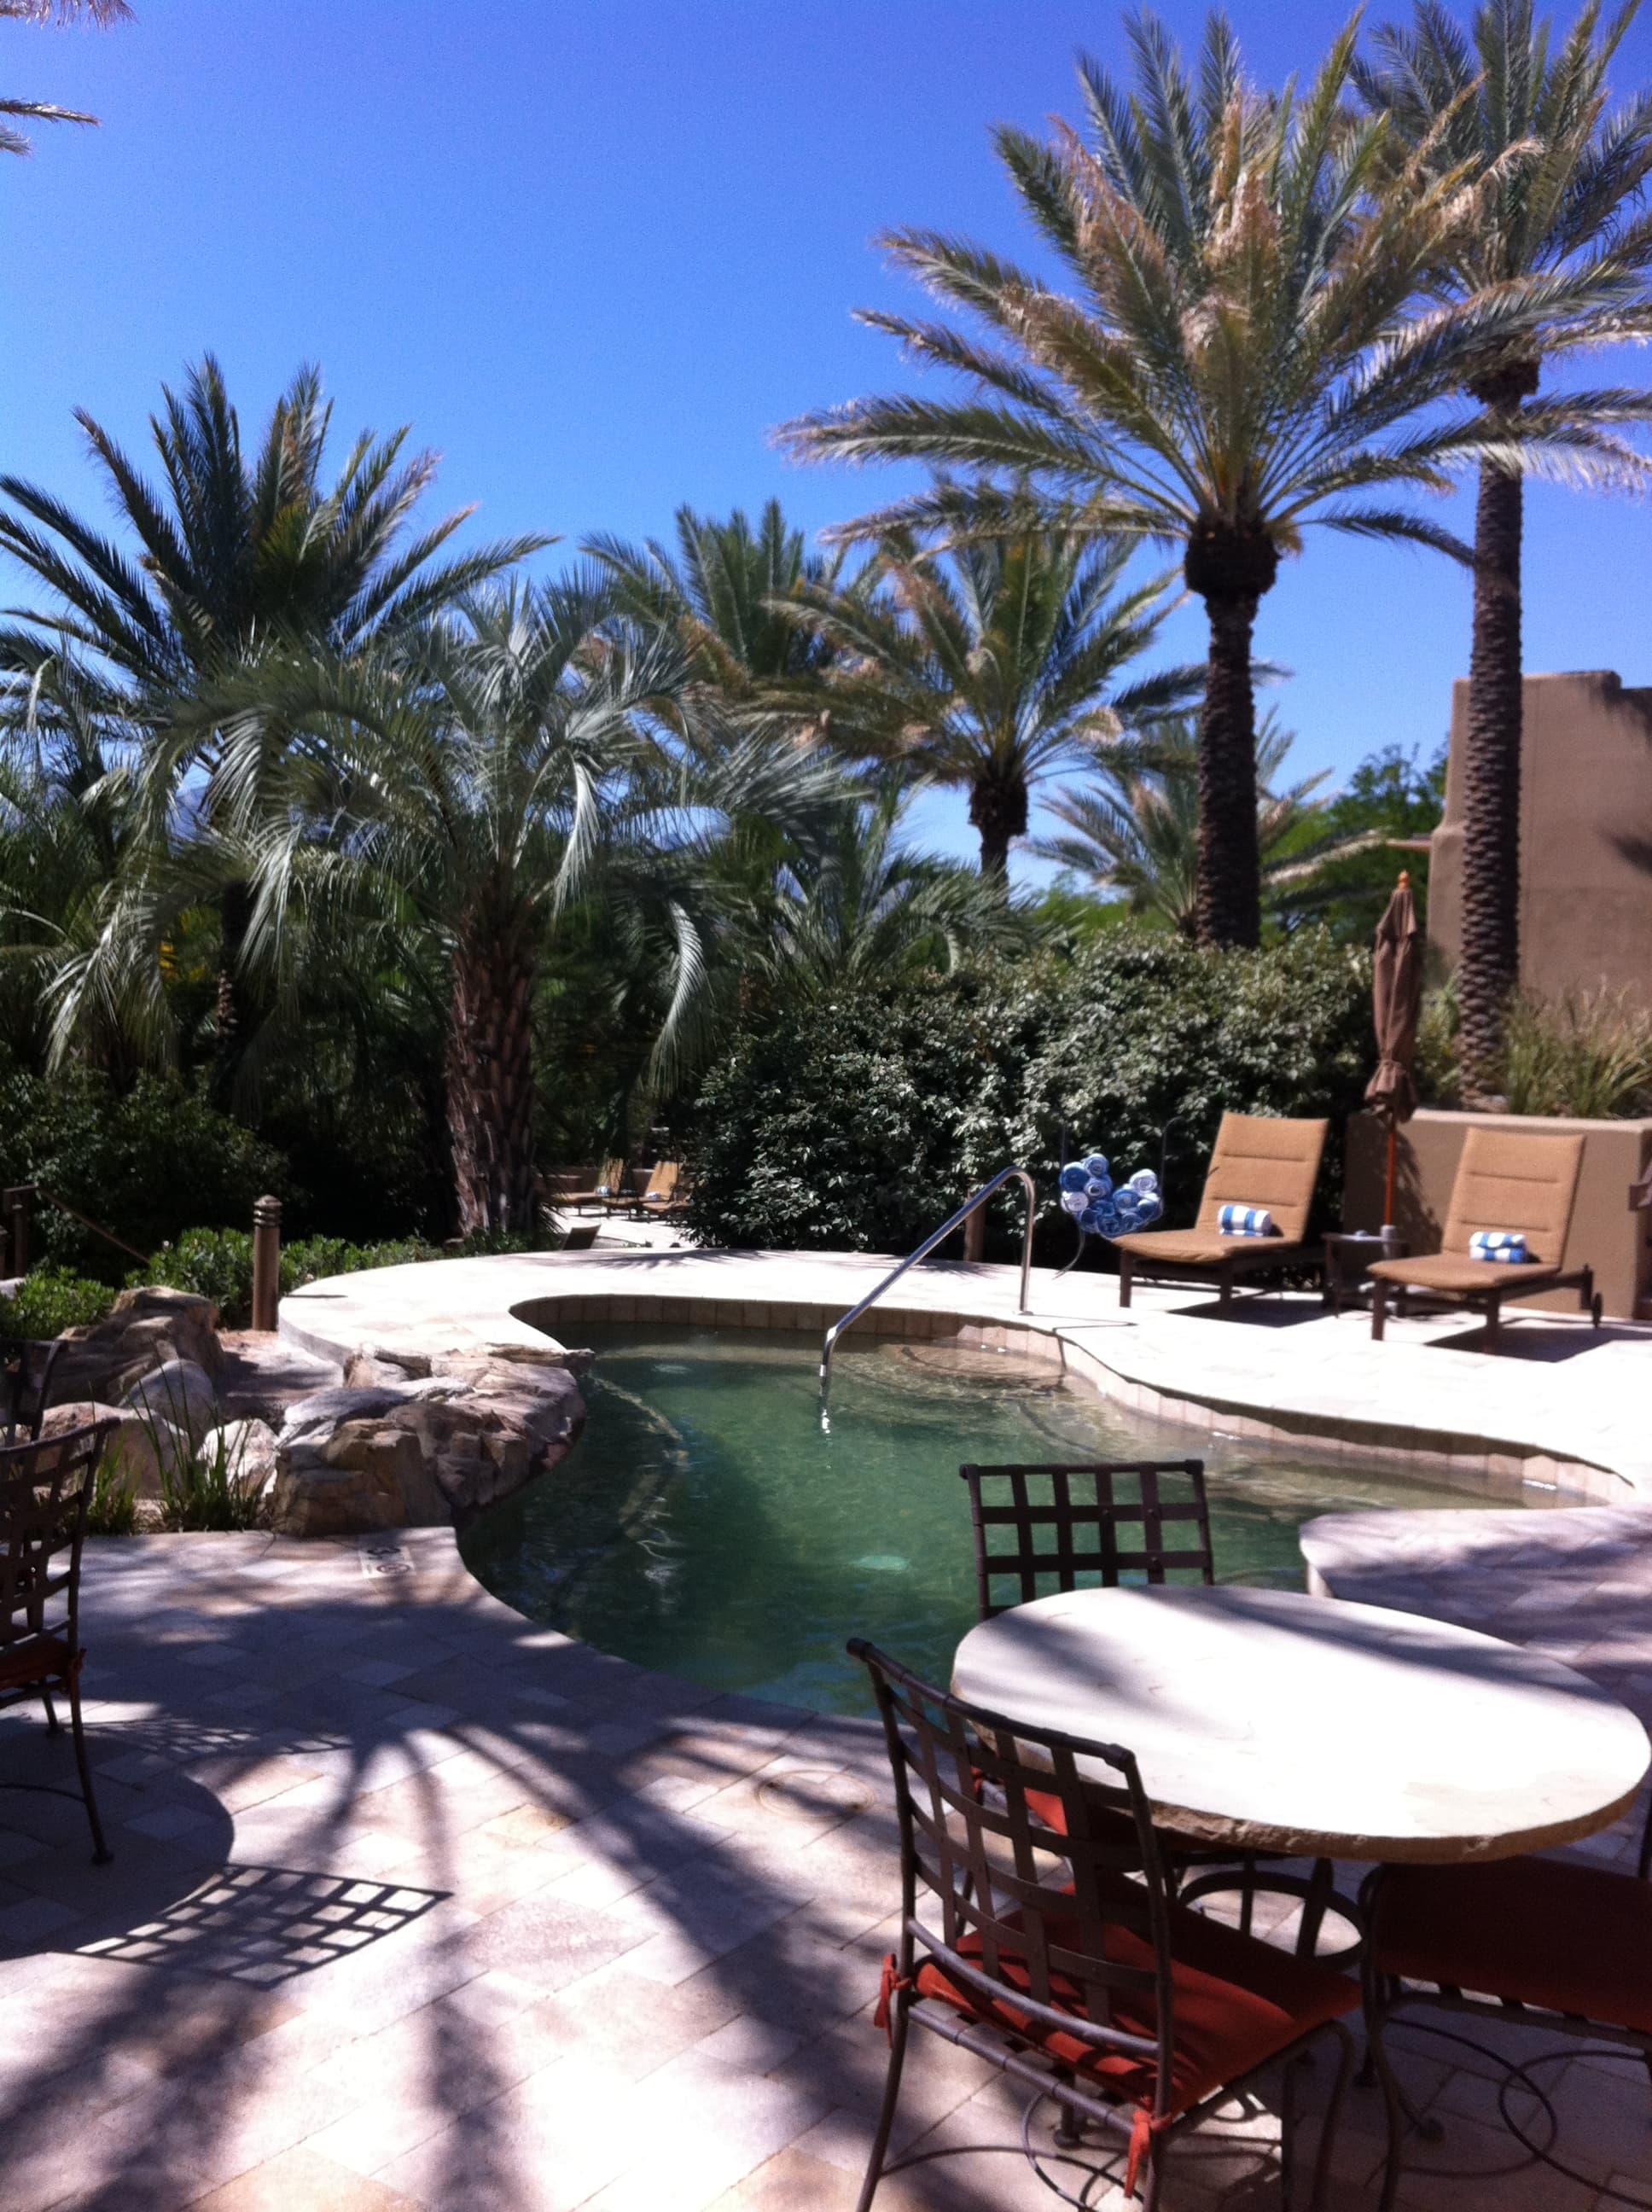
[1469, 1231, 1528, 1263]
[1218, 1203, 1276, 1237]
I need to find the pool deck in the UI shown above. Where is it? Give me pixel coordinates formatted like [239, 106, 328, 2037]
[281, 1244, 1652, 1503]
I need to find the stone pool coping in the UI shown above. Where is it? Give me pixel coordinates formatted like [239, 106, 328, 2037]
[278, 1245, 1652, 1505]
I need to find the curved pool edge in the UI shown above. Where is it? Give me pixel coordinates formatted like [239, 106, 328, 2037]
[276, 1245, 1652, 1509]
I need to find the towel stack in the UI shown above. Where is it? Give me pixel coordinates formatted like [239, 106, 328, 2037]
[1469, 1231, 1528, 1264]
[1217, 1204, 1276, 1237]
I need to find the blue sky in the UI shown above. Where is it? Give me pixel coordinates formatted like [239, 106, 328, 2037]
[4, 0, 1651, 876]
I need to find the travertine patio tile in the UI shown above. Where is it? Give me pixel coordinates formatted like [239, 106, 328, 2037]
[184, 2144, 424, 2209]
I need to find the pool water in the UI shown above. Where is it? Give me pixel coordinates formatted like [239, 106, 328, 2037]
[460, 1326, 1550, 1714]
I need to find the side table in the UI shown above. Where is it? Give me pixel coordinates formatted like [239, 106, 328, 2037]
[1323, 1228, 1406, 1316]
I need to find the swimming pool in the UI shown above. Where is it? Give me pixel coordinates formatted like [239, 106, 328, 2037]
[460, 1325, 1554, 1713]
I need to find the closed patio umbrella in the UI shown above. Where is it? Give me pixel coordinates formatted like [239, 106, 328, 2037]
[1365, 870, 1424, 1232]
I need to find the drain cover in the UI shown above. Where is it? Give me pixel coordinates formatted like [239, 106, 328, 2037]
[358, 1542, 415, 1577]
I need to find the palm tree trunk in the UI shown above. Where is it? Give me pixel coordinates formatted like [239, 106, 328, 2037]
[212, 878, 254, 1105]
[969, 770, 1027, 885]
[446, 906, 538, 1239]
[1457, 420, 1529, 1101]
[1195, 596, 1263, 950]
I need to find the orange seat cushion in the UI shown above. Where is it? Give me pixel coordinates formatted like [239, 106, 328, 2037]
[0, 1633, 73, 1694]
[1372, 1856, 1652, 2030]
[916, 1889, 1356, 2118]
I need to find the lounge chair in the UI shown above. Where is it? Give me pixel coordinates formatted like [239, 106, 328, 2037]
[1368, 1125, 1602, 1351]
[605, 1161, 682, 1218]
[561, 1158, 627, 1213]
[1113, 1112, 1329, 1316]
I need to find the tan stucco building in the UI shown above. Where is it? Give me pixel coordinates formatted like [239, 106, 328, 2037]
[1428, 670, 1652, 1006]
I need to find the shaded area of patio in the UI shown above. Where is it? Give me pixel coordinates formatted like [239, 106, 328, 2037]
[0, 1527, 1645, 2209]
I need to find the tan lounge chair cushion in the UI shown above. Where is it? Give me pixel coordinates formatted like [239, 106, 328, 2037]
[1370, 1253, 1566, 1296]
[1439, 1127, 1585, 1267]
[1112, 1229, 1311, 1268]
[1192, 1114, 1329, 1244]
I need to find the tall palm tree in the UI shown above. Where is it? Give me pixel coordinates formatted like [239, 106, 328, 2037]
[2, 0, 130, 158]
[1034, 711, 1382, 934]
[781, 528, 1195, 880]
[197, 581, 845, 1234]
[1356, 0, 1652, 1094]
[0, 354, 541, 1077]
[781, 11, 1646, 946]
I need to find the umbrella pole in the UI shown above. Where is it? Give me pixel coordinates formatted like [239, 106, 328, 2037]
[1382, 1114, 1398, 1235]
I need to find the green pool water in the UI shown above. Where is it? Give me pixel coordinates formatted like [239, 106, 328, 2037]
[460, 1325, 1548, 1714]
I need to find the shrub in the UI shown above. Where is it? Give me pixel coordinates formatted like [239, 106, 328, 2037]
[3, 1266, 116, 1338]
[157, 1426, 265, 1532]
[1498, 988, 1652, 1120]
[85, 1454, 138, 1536]
[0, 1066, 287, 1281]
[141, 1227, 443, 1327]
[683, 928, 1374, 1255]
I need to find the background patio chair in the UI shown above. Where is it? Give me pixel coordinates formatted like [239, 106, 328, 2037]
[1368, 1125, 1602, 1350]
[960, 1459, 1356, 1960]
[847, 1639, 1358, 2212]
[562, 1157, 627, 1212]
[1, 1334, 65, 1444]
[1113, 1114, 1329, 1316]
[1360, 1805, 1652, 2211]
[606, 1160, 681, 1217]
[0, 1419, 115, 1863]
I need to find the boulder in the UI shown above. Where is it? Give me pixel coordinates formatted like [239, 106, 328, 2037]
[37, 1400, 190, 1497]
[267, 1361, 586, 1538]
[122, 1358, 221, 1447]
[50, 1288, 223, 1406]
[201, 1416, 279, 1495]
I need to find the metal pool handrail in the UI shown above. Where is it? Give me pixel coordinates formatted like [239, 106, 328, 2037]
[818, 1167, 1037, 1410]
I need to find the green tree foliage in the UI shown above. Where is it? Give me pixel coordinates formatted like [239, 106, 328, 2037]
[1271, 743, 1446, 941]
[684, 930, 1372, 1255]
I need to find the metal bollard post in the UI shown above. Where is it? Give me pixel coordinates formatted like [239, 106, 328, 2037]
[251, 1195, 282, 1332]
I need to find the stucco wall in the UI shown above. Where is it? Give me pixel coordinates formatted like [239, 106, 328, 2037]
[1428, 670, 1652, 1009]
[1345, 1107, 1652, 1319]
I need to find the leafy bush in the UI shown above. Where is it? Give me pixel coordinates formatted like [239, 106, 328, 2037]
[3, 1265, 116, 1337]
[684, 929, 1374, 1255]
[0, 1067, 287, 1281]
[141, 1226, 443, 1326]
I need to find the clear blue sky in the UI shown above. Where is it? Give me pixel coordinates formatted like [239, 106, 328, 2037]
[4, 0, 1651, 876]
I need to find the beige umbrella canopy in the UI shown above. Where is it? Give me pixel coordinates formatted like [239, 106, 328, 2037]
[1365, 871, 1425, 1230]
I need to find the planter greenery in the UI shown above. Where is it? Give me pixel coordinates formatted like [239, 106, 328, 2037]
[3, 1266, 116, 1337]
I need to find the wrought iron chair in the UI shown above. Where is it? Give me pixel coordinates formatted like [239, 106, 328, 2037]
[1361, 1807, 1652, 2209]
[0, 1421, 115, 1863]
[1, 1333, 66, 1444]
[848, 1640, 1358, 2210]
[959, 1459, 1357, 1962]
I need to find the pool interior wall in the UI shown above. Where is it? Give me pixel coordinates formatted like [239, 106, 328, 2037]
[459, 1325, 1561, 1715]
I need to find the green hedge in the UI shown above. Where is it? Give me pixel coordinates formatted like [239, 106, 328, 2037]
[683, 929, 1373, 1258]
[3, 1266, 117, 1338]
[140, 1229, 443, 1330]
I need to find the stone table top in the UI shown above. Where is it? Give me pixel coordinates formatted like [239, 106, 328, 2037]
[950, 1583, 1650, 1863]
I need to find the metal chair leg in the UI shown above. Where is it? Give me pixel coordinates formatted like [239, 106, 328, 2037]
[66, 1673, 111, 1866]
[854, 1999, 910, 2212]
[1296, 1857, 1335, 1959]
[1370, 1281, 1388, 1342]
[39, 1685, 59, 1734]
[1306, 2022, 1354, 2212]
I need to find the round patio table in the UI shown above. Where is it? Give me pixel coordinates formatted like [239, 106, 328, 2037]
[951, 1584, 1649, 1864]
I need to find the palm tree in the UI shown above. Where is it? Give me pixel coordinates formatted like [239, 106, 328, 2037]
[586, 500, 850, 700]
[781, 11, 1646, 946]
[781, 528, 1195, 881]
[1034, 713, 1382, 934]
[197, 581, 845, 1235]
[728, 778, 1026, 999]
[3, 0, 130, 158]
[1356, 0, 1652, 1094]
[0, 354, 541, 1077]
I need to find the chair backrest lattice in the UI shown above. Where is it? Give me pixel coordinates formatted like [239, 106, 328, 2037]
[961, 1459, 1214, 1621]
[0, 1422, 109, 1671]
[850, 1639, 1178, 2112]
[1, 1335, 66, 1444]
[1191, 1112, 1329, 1243]
[1441, 1126, 1585, 1267]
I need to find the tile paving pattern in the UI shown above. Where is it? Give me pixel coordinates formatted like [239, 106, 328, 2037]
[0, 1525, 1649, 2209]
